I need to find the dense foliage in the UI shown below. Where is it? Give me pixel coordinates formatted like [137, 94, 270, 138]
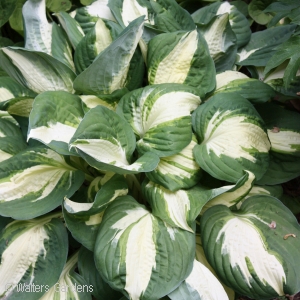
[0, 0, 300, 299]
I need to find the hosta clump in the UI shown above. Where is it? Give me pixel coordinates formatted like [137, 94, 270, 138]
[0, 0, 300, 299]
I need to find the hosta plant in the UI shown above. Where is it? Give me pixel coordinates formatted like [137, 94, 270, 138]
[0, 0, 300, 299]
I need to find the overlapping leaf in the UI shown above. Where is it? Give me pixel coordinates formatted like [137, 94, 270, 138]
[63, 174, 128, 250]
[201, 196, 300, 299]
[0, 115, 27, 162]
[117, 83, 201, 157]
[168, 259, 229, 300]
[40, 252, 92, 300]
[147, 29, 215, 96]
[192, 1, 251, 48]
[0, 213, 68, 299]
[0, 147, 84, 219]
[94, 196, 195, 300]
[197, 14, 237, 72]
[78, 247, 123, 300]
[73, 16, 144, 95]
[28, 91, 85, 155]
[23, 0, 74, 70]
[192, 93, 270, 182]
[70, 105, 159, 174]
[214, 70, 275, 104]
[0, 47, 76, 94]
[74, 18, 122, 73]
[145, 136, 202, 191]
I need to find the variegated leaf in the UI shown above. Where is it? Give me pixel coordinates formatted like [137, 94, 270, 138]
[94, 196, 195, 300]
[0, 76, 36, 105]
[63, 174, 128, 250]
[237, 24, 297, 67]
[0, 47, 76, 94]
[40, 252, 92, 300]
[108, 0, 154, 28]
[214, 70, 275, 104]
[55, 11, 85, 49]
[195, 234, 235, 300]
[256, 103, 300, 156]
[143, 181, 208, 232]
[0, 115, 27, 163]
[192, 1, 251, 48]
[146, 136, 202, 191]
[197, 14, 237, 72]
[147, 29, 215, 96]
[0, 147, 84, 219]
[73, 16, 144, 95]
[74, 0, 116, 34]
[117, 83, 201, 157]
[23, 0, 75, 70]
[0, 213, 68, 299]
[201, 196, 300, 299]
[74, 18, 122, 73]
[70, 105, 160, 174]
[201, 170, 255, 213]
[168, 259, 229, 300]
[192, 93, 270, 182]
[28, 91, 85, 155]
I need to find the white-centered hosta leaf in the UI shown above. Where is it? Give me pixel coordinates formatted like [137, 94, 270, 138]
[28, 91, 85, 155]
[144, 180, 208, 232]
[73, 16, 144, 95]
[201, 170, 255, 214]
[237, 24, 297, 67]
[192, 93, 270, 182]
[78, 247, 123, 300]
[23, 0, 75, 70]
[0, 76, 36, 104]
[109, 0, 154, 28]
[70, 105, 159, 174]
[215, 71, 248, 90]
[168, 259, 229, 300]
[0, 47, 76, 94]
[22, 0, 53, 54]
[256, 103, 300, 156]
[214, 71, 275, 104]
[197, 14, 237, 72]
[75, 0, 116, 34]
[192, 1, 251, 48]
[0, 146, 84, 220]
[147, 29, 215, 96]
[144, 170, 254, 232]
[117, 83, 201, 157]
[200, 195, 300, 299]
[0, 116, 27, 163]
[74, 18, 122, 74]
[146, 136, 202, 191]
[195, 234, 235, 300]
[80, 95, 118, 112]
[40, 252, 92, 300]
[94, 196, 195, 300]
[0, 213, 68, 299]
